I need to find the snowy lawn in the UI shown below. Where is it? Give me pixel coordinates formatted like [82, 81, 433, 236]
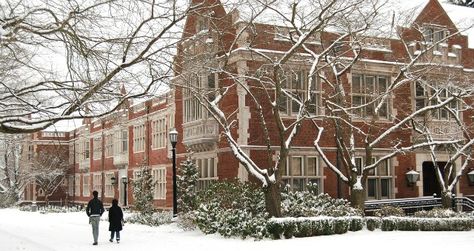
[0, 208, 473, 251]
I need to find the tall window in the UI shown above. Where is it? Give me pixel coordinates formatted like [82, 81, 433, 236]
[92, 173, 102, 196]
[278, 70, 320, 116]
[152, 167, 166, 199]
[152, 118, 167, 149]
[133, 124, 145, 152]
[74, 175, 81, 196]
[355, 157, 393, 200]
[352, 74, 390, 118]
[68, 176, 74, 196]
[196, 157, 217, 191]
[183, 73, 217, 123]
[83, 140, 90, 160]
[414, 82, 458, 121]
[93, 136, 102, 160]
[104, 173, 115, 198]
[282, 156, 322, 192]
[115, 129, 128, 154]
[83, 175, 90, 197]
[105, 134, 113, 157]
[68, 143, 74, 164]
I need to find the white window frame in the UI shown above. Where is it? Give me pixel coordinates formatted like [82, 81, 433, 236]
[92, 173, 102, 197]
[277, 70, 320, 116]
[152, 167, 166, 200]
[83, 174, 90, 197]
[74, 175, 81, 197]
[352, 74, 390, 119]
[105, 133, 114, 157]
[356, 157, 393, 200]
[93, 136, 102, 160]
[133, 124, 145, 153]
[104, 172, 115, 198]
[414, 81, 459, 121]
[196, 157, 218, 191]
[68, 176, 74, 196]
[282, 155, 322, 193]
[152, 117, 167, 149]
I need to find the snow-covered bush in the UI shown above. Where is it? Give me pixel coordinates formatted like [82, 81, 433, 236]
[177, 157, 199, 213]
[281, 185, 362, 217]
[366, 217, 382, 231]
[374, 206, 405, 217]
[132, 164, 155, 215]
[413, 208, 470, 218]
[125, 211, 172, 226]
[193, 180, 268, 239]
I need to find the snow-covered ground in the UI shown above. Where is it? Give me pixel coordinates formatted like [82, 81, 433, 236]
[0, 208, 473, 251]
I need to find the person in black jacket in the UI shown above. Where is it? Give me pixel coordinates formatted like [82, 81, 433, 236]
[86, 191, 104, 245]
[108, 199, 124, 243]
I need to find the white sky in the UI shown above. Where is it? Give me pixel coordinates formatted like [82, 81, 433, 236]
[0, 208, 473, 251]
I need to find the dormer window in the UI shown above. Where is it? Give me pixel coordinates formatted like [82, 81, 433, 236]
[196, 17, 209, 33]
[423, 26, 447, 50]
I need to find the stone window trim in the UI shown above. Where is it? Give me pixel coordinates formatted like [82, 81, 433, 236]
[413, 81, 460, 121]
[281, 155, 323, 193]
[152, 166, 167, 200]
[354, 156, 393, 200]
[276, 69, 321, 117]
[351, 73, 391, 120]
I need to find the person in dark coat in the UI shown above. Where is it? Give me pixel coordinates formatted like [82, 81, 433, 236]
[108, 199, 124, 243]
[86, 190, 104, 245]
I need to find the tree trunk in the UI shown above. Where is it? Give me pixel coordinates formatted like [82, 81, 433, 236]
[441, 191, 453, 209]
[264, 182, 282, 217]
[350, 187, 365, 212]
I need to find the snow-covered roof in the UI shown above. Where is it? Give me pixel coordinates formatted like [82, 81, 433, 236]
[440, 1, 474, 47]
[44, 119, 83, 133]
[221, 0, 474, 48]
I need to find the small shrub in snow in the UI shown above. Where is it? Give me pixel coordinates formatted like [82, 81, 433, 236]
[374, 206, 405, 217]
[125, 211, 172, 226]
[366, 217, 381, 231]
[281, 185, 362, 217]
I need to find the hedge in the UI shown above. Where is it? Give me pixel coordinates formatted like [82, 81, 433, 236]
[267, 216, 473, 239]
[267, 216, 364, 239]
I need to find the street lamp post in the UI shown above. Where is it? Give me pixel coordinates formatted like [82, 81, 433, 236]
[169, 128, 178, 217]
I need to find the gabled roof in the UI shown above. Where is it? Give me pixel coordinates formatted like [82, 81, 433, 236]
[219, 0, 474, 47]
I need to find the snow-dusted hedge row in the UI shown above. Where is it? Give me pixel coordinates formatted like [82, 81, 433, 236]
[379, 217, 473, 231]
[267, 216, 364, 239]
[19, 204, 83, 213]
[269, 216, 473, 238]
[125, 211, 173, 226]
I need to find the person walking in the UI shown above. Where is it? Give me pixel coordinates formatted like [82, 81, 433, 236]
[86, 190, 104, 245]
[108, 199, 124, 243]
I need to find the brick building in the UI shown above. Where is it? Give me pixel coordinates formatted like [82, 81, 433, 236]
[23, 0, 474, 209]
[172, 0, 474, 205]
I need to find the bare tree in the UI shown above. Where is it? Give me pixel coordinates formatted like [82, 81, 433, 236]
[0, 0, 203, 133]
[31, 149, 69, 205]
[0, 133, 27, 206]
[177, 0, 385, 216]
[411, 75, 474, 208]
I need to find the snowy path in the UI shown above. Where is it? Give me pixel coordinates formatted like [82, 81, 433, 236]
[0, 208, 473, 251]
